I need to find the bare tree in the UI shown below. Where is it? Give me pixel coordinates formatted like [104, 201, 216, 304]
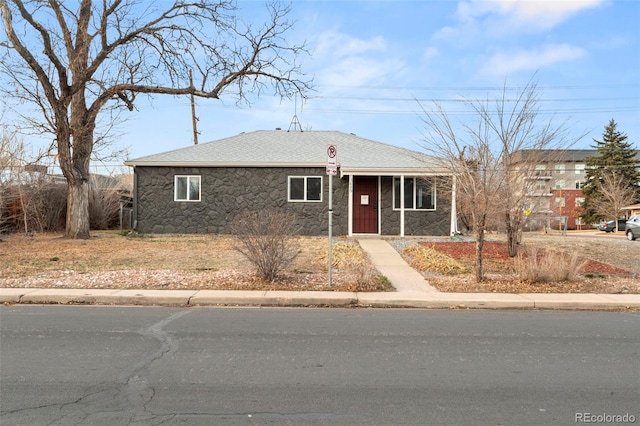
[0, 0, 312, 239]
[588, 172, 636, 231]
[418, 78, 577, 282]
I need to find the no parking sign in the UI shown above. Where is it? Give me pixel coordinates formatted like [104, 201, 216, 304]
[326, 144, 337, 175]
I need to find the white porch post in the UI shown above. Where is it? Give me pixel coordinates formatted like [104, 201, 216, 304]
[450, 175, 458, 235]
[348, 174, 353, 236]
[400, 175, 405, 237]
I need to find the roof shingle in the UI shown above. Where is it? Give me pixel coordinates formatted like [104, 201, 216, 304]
[125, 130, 446, 174]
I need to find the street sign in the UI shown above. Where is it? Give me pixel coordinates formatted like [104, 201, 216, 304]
[327, 144, 337, 175]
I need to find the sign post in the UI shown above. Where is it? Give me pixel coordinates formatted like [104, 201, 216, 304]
[326, 145, 337, 286]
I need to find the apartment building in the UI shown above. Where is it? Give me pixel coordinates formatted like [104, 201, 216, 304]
[510, 150, 622, 231]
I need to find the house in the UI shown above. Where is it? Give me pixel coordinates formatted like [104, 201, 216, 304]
[622, 203, 640, 217]
[124, 130, 456, 236]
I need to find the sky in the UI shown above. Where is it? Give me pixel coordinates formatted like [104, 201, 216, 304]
[4, 0, 640, 174]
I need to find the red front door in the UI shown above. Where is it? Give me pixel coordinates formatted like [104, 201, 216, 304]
[353, 176, 378, 233]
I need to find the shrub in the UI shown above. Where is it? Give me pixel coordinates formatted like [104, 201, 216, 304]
[89, 187, 121, 230]
[516, 246, 586, 283]
[229, 210, 301, 281]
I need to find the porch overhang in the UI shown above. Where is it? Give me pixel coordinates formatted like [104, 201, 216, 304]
[339, 167, 451, 178]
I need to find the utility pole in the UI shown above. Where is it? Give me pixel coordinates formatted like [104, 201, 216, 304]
[189, 69, 199, 145]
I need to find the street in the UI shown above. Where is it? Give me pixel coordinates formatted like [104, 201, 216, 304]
[1, 306, 638, 425]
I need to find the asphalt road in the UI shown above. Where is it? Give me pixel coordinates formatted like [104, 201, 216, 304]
[1, 306, 638, 425]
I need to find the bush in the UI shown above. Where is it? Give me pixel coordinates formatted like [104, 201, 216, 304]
[516, 246, 586, 283]
[229, 210, 301, 281]
[89, 187, 121, 230]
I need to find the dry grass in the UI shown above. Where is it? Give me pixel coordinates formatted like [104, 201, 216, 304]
[402, 233, 639, 294]
[0, 231, 391, 292]
[516, 247, 587, 283]
[1, 230, 637, 294]
[402, 245, 469, 275]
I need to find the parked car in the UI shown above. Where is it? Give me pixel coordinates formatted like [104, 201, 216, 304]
[625, 215, 640, 241]
[598, 219, 627, 232]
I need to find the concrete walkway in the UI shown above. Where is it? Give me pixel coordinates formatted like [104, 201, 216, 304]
[357, 239, 438, 293]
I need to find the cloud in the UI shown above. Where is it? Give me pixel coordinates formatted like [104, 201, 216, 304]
[480, 44, 587, 75]
[311, 31, 405, 88]
[314, 32, 387, 59]
[457, 0, 606, 29]
[434, 0, 607, 40]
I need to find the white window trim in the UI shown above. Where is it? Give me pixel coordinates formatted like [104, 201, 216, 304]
[393, 176, 436, 211]
[287, 176, 323, 202]
[174, 175, 201, 202]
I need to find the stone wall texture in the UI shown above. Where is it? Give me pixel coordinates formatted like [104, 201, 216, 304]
[134, 167, 450, 236]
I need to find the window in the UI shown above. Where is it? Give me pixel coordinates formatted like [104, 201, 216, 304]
[534, 164, 546, 176]
[288, 176, 322, 202]
[555, 197, 565, 208]
[575, 164, 585, 174]
[575, 197, 585, 207]
[535, 180, 547, 191]
[393, 177, 435, 210]
[174, 175, 201, 201]
[575, 180, 584, 189]
[555, 164, 565, 174]
[555, 180, 566, 189]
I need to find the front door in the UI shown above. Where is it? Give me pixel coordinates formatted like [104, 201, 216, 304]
[353, 176, 378, 233]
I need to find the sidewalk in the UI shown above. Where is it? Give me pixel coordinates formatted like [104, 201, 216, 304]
[1, 239, 639, 310]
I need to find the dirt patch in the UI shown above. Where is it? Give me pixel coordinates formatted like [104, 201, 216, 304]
[0, 232, 391, 292]
[1, 230, 637, 294]
[418, 241, 631, 275]
[406, 233, 639, 294]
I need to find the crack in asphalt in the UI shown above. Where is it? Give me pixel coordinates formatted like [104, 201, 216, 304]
[2, 310, 190, 425]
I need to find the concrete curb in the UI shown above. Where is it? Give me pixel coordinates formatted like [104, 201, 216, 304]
[189, 290, 359, 307]
[356, 292, 536, 309]
[2, 288, 639, 310]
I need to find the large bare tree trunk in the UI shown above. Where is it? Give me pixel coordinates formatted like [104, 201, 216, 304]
[66, 180, 90, 239]
[59, 100, 93, 239]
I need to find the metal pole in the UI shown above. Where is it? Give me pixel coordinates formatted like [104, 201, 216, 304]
[328, 173, 333, 287]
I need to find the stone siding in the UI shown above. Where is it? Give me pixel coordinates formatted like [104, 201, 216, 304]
[133, 167, 451, 236]
[134, 166, 349, 235]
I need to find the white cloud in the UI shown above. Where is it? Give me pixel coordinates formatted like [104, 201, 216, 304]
[444, 0, 607, 37]
[480, 44, 587, 75]
[314, 32, 387, 59]
[311, 31, 405, 88]
[423, 47, 440, 61]
[494, 0, 605, 28]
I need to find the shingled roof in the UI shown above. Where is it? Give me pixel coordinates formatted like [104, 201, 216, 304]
[125, 130, 447, 175]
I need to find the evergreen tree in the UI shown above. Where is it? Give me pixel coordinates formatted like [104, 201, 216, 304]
[581, 119, 640, 223]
